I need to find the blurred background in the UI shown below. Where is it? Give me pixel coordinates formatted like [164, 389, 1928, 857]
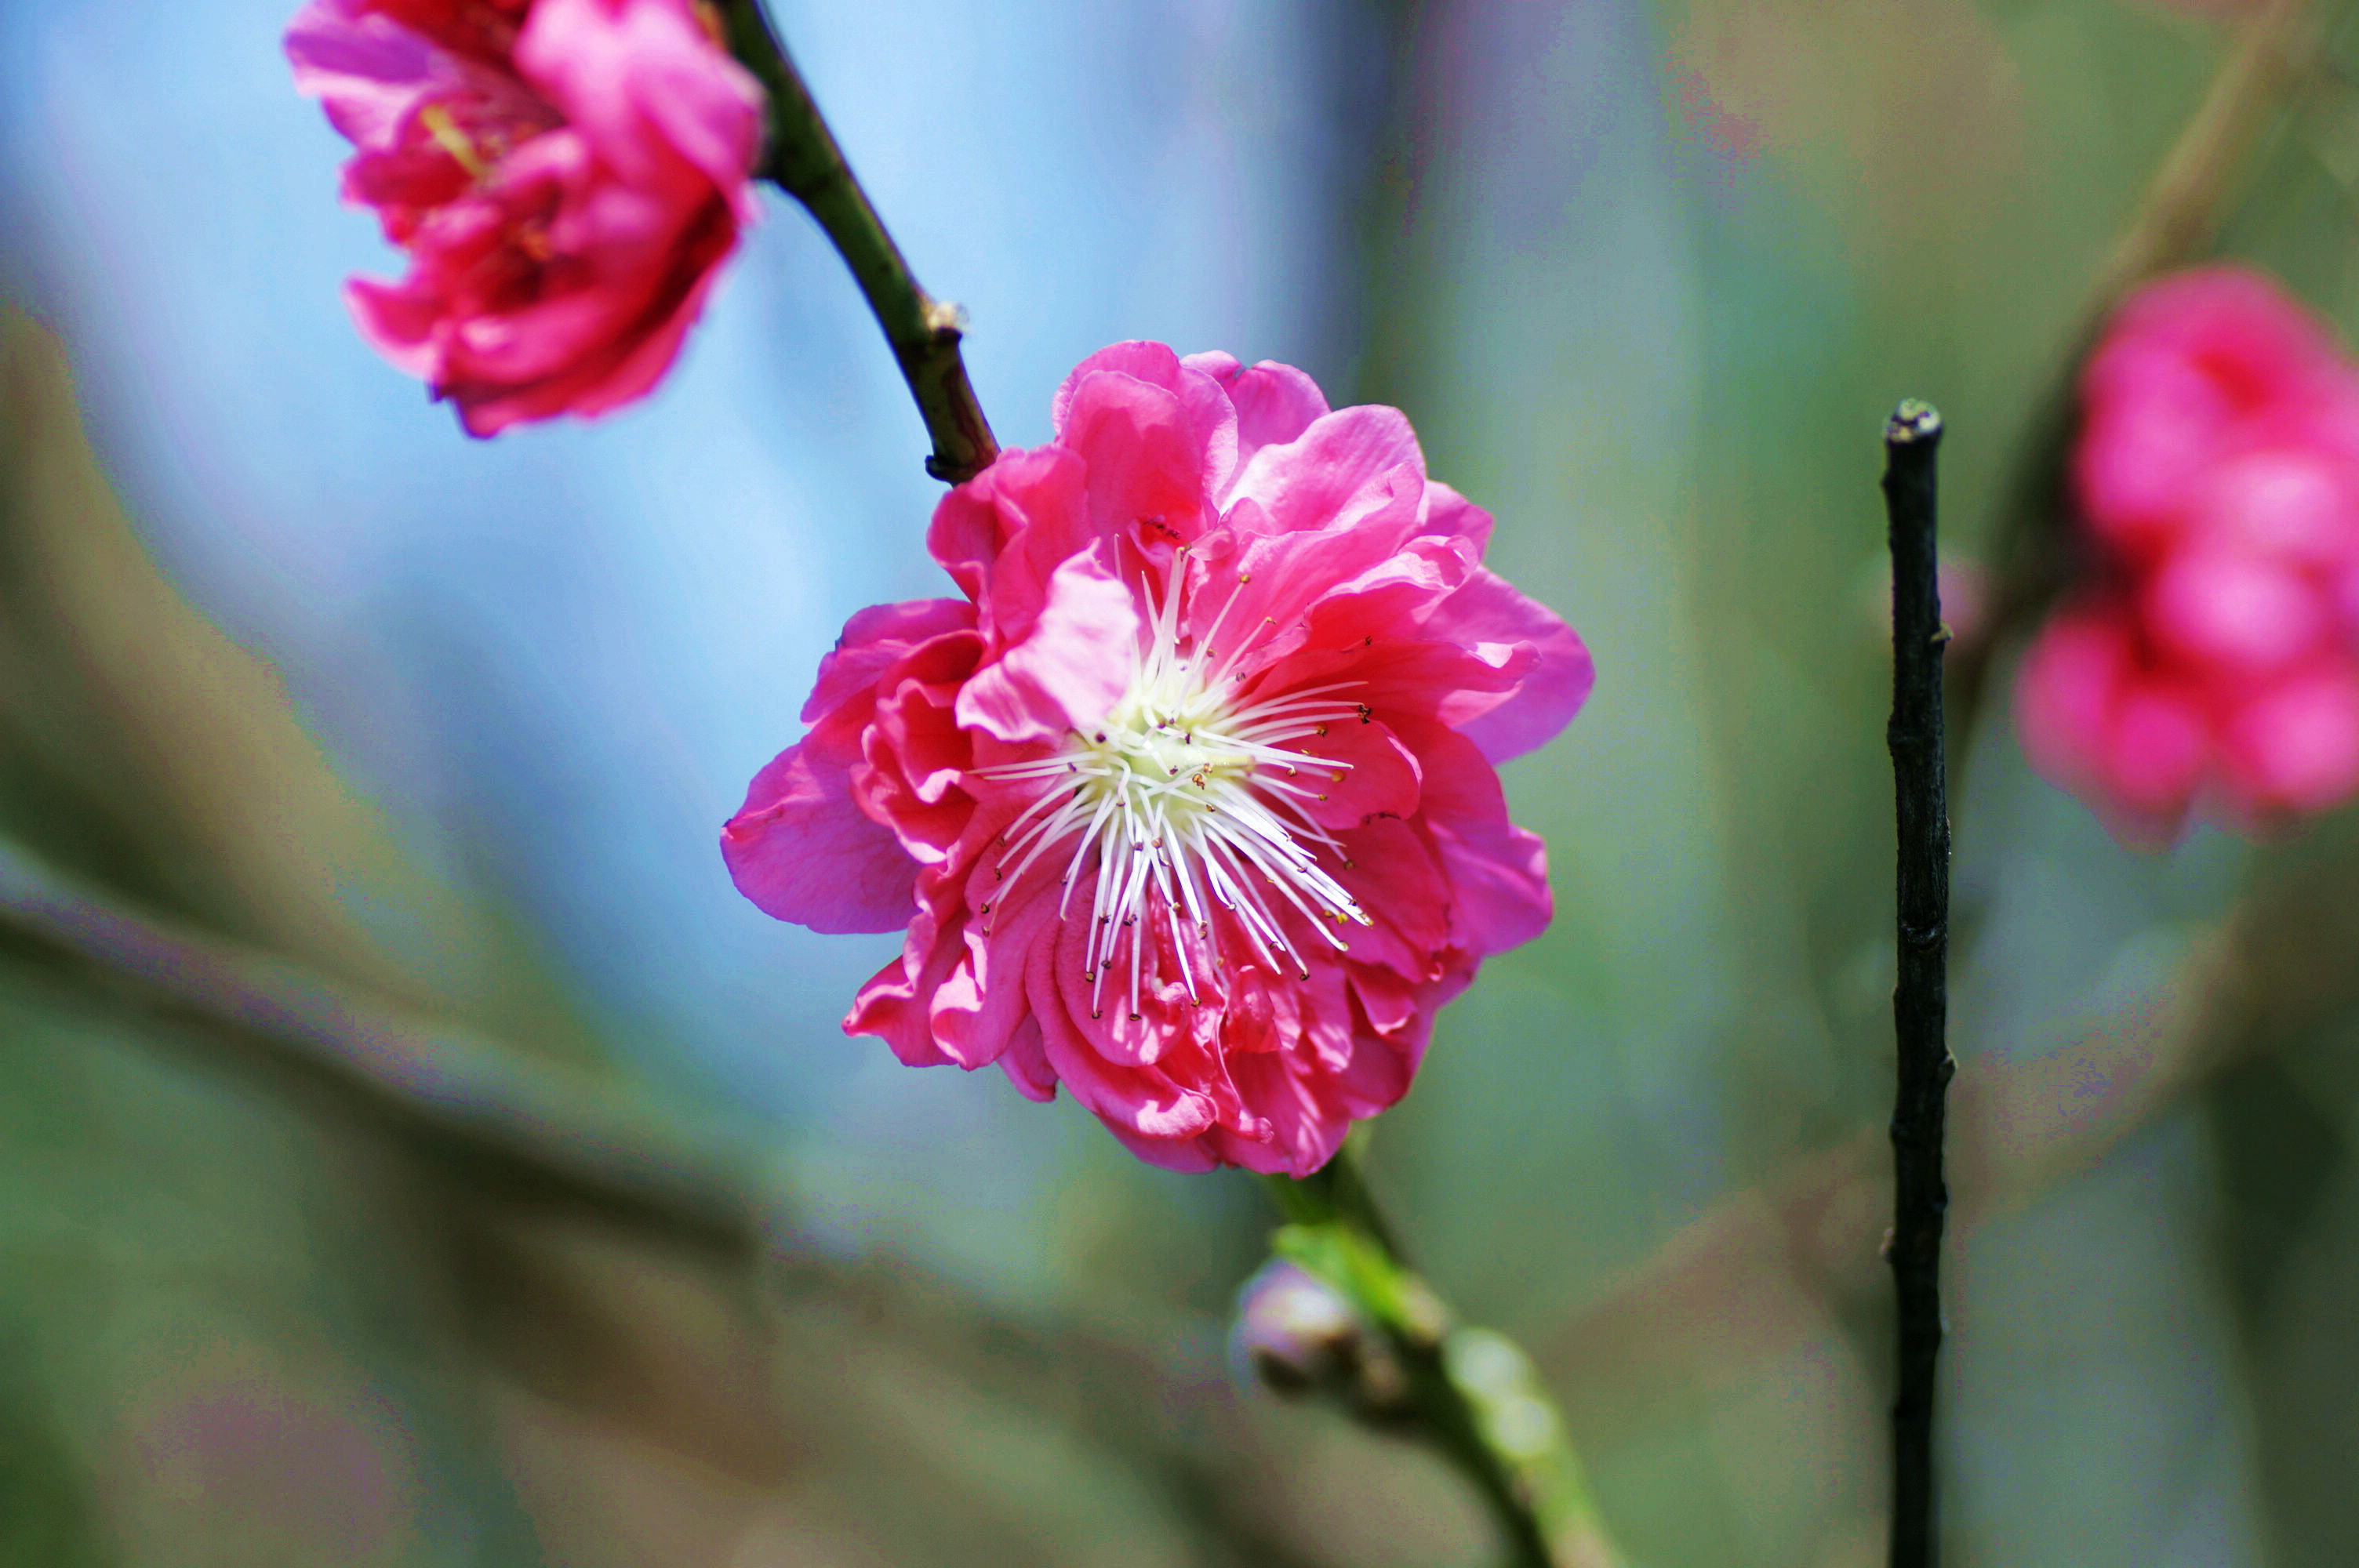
[5, 0, 2359, 1563]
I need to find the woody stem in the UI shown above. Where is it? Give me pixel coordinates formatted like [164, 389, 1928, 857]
[1263, 1146, 1622, 1568]
[1882, 401, 1954, 1568]
[718, 0, 1001, 484]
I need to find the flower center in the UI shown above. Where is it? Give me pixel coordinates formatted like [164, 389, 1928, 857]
[976, 548, 1372, 1020]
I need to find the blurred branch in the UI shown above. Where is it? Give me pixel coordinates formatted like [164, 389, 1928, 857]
[1269, 1149, 1622, 1568]
[2095, 0, 2329, 304]
[0, 828, 1407, 1566]
[0, 830, 758, 1254]
[1881, 401, 1953, 1568]
[1950, 0, 2336, 750]
[1538, 818, 2359, 1453]
[718, 0, 1001, 484]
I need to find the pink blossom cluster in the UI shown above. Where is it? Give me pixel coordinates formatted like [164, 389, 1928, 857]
[286, 0, 763, 434]
[2017, 267, 2359, 841]
[724, 344, 1591, 1175]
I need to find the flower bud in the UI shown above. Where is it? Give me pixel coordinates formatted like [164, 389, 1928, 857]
[1228, 1260, 1405, 1414]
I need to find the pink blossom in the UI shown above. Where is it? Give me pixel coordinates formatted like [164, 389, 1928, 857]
[2017, 267, 2359, 840]
[286, 0, 763, 434]
[724, 345, 1593, 1175]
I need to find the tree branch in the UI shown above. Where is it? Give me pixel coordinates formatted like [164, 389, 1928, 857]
[1883, 401, 1953, 1568]
[719, 0, 1001, 484]
[0, 832, 757, 1254]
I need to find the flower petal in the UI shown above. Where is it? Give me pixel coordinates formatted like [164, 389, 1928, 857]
[722, 735, 918, 934]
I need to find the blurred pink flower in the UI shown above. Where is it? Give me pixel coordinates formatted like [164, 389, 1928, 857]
[2017, 267, 2359, 841]
[724, 345, 1593, 1175]
[286, 0, 762, 435]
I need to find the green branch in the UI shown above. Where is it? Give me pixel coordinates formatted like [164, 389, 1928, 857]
[719, 0, 1001, 484]
[1265, 1147, 1623, 1568]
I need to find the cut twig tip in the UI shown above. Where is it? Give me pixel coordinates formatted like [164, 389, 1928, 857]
[1886, 399, 1943, 445]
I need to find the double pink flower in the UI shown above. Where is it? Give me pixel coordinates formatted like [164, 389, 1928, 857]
[2018, 267, 2359, 840]
[725, 345, 1592, 1175]
[286, 0, 763, 434]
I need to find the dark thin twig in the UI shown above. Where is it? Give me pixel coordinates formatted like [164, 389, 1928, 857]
[1882, 401, 1954, 1568]
[718, 0, 1001, 484]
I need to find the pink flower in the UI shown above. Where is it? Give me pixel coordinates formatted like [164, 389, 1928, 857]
[723, 344, 1593, 1175]
[2017, 267, 2359, 840]
[286, 0, 763, 435]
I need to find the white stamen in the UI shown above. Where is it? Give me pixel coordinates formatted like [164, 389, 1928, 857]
[973, 543, 1372, 1005]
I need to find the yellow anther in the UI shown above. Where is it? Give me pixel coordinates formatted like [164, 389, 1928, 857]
[420, 103, 493, 181]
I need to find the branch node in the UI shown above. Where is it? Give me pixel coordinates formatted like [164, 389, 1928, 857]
[924, 297, 971, 338]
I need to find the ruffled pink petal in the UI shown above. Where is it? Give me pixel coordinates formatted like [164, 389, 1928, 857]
[722, 734, 918, 934]
[996, 1016, 1059, 1102]
[1325, 816, 1453, 984]
[343, 274, 449, 379]
[803, 598, 977, 723]
[925, 877, 1056, 1070]
[1058, 368, 1217, 542]
[856, 635, 983, 863]
[1027, 920, 1219, 1142]
[518, 0, 761, 210]
[1183, 351, 1332, 488]
[844, 869, 971, 1067]
[1298, 534, 1481, 649]
[293, 0, 758, 434]
[1417, 565, 1594, 763]
[1052, 341, 1187, 430]
[954, 542, 1139, 744]
[1207, 1047, 1350, 1178]
[1329, 1029, 1416, 1120]
[1205, 467, 1431, 670]
[1228, 405, 1426, 538]
[286, 0, 444, 151]
[1387, 719, 1554, 956]
[1420, 480, 1496, 554]
[1297, 720, 1421, 830]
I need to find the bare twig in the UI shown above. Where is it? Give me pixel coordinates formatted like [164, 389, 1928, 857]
[718, 0, 1000, 484]
[1882, 402, 1954, 1568]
